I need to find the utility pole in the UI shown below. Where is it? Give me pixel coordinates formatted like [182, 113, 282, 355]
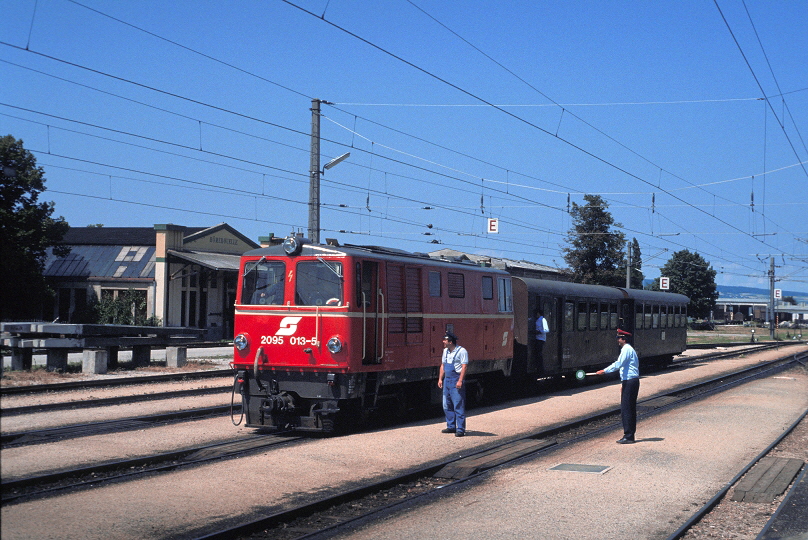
[626, 242, 631, 289]
[769, 257, 775, 339]
[308, 99, 325, 244]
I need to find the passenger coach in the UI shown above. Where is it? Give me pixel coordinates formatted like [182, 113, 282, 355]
[512, 277, 689, 380]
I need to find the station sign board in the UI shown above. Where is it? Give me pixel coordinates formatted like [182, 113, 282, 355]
[660, 276, 670, 290]
[487, 218, 499, 234]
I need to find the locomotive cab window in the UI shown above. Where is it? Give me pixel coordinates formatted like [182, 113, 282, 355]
[497, 277, 513, 312]
[242, 260, 285, 305]
[295, 260, 343, 306]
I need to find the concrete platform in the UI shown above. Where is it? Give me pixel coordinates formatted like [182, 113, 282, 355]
[330, 366, 808, 540]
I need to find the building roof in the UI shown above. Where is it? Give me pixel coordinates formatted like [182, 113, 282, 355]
[45, 223, 253, 280]
[428, 248, 563, 278]
[60, 226, 206, 246]
[167, 250, 242, 271]
[44, 245, 156, 281]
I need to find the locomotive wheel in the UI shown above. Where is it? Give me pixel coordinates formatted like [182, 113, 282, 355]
[320, 417, 335, 434]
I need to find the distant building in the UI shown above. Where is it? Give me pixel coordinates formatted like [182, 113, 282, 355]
[712, 296, 808, 326]
[427, 248, 566, 281]
[43, 223, 259, 340]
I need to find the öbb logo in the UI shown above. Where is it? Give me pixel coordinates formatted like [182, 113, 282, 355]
[276, 316, 303, 336]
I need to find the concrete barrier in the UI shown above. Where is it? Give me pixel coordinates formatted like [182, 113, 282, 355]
[82, 349, 108, 374]
[166, 346, 187, 368]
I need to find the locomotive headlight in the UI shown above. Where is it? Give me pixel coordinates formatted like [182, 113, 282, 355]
[234, 334, 249, 351]
[282, 235, 306, 256]
[326, 336, 343, 354]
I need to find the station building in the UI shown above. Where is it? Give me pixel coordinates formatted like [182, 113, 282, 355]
[43, 223, 264, 340]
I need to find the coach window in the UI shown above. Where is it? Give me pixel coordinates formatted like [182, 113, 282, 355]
[482, 276, 494, 300]
[600, 303, 609, 330]
[610, 303, 618, 329]
[662, 305, 669, 328]
[497, 277, 512, 312]
[675, 306, 682, 327]
[644, 304, 652, 329]
[635, 303, 643, 329]
[652, 305, 660, 328]
[577, 301, 587, 330]
[448, 272, 465, 298]
[428, 271, 441, 297]
[565, 301, 574, 332]
[589, 303, 599, 330]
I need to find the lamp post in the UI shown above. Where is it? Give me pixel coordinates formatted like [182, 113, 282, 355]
[308, 99, 349, 244]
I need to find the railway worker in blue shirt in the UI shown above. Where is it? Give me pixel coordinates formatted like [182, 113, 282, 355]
[597, 328, 640, 444]
[535, 308, 549, 366]
[438, 332, 469, 437]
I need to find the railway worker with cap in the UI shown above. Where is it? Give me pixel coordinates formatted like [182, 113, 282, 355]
[438, 331, 469, 437]
[597, 328, 640, 444]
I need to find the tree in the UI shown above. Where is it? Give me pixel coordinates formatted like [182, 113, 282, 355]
[562, 194, 626, 286]
[648, 249, 718, 319]
[617, 237, 645, 289]
[0, 135, 69, 321]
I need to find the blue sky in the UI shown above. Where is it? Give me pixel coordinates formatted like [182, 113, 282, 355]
[1, 0, 806, 292]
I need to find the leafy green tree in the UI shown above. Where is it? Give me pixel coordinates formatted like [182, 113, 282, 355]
[0, 135, 69, 320]
[562, 194, 626, 286]
[648, 249, 718, 319]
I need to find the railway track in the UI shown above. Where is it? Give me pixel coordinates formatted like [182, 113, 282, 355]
[1, 431, 301, 505]
[0, 404, 238, 448]
[193, 349, 807, 539]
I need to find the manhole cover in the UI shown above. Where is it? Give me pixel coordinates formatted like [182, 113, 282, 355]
[549, 463, 611, 474]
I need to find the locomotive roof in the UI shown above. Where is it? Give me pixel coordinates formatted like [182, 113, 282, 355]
[242, 242, 510, 274]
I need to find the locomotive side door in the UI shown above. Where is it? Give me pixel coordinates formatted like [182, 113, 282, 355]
[360, 261, 381, 364]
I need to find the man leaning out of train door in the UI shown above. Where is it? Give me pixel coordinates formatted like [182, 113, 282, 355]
[438, 332, 468, 437]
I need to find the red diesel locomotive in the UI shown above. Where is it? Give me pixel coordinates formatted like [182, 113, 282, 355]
[232, 235, 514, 432]
[232, 235, 689, 432]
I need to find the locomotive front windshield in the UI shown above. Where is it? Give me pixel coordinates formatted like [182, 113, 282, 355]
[295, 260, 343, 306]
[242, 260, 285, 305]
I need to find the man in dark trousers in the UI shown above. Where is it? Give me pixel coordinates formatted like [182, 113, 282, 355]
[597, 329, 640, 444]
[438, 332, 468, 437]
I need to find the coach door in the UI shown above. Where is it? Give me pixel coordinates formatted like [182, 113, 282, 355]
[359, 261, 381, 365]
